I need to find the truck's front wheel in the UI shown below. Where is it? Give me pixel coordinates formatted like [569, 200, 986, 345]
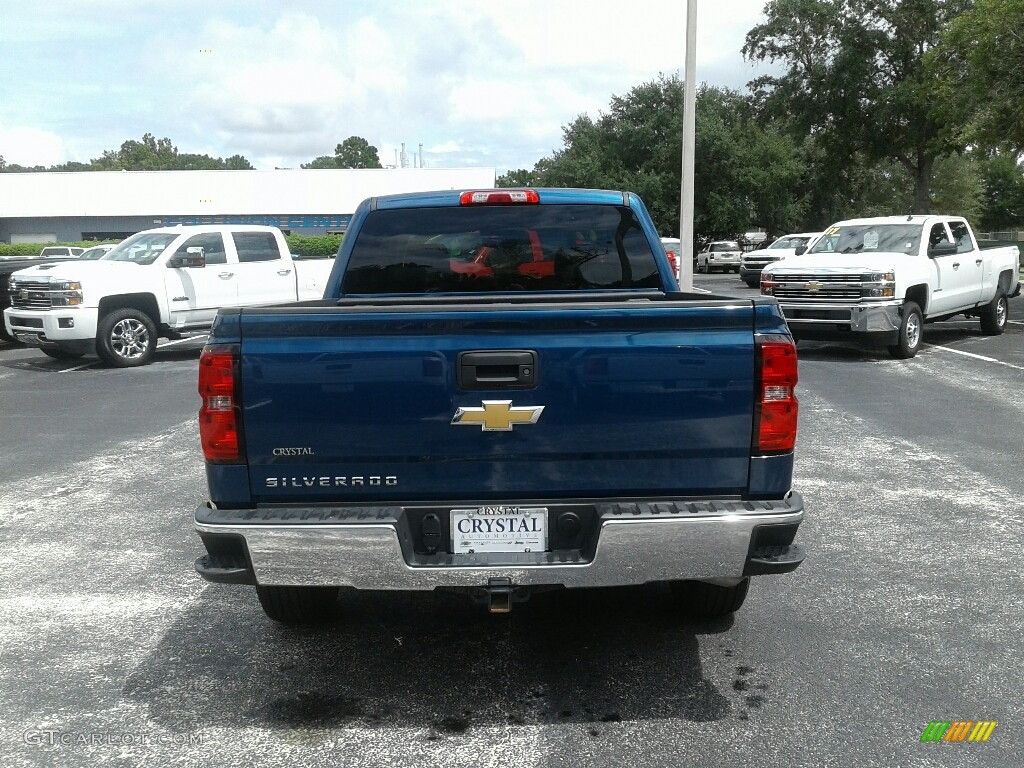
[888, 301, 923, 359]
[670, 578, 749, 618]
[980, 291, 1008, 336]
[96, 309, 157, 367]
[256, 585, 340, 624]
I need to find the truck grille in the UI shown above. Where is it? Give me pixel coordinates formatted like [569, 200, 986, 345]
[9, 281, 55, 310]
[770, 273, 866, 302]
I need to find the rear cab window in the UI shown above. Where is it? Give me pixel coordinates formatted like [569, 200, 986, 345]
[232, 232, 282, 263]
[341, 204, 662, 294]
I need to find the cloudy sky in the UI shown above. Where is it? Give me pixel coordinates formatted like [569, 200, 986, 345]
[0, 0, 775, 173]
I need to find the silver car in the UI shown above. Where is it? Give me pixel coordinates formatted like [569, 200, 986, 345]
[697, 241, 742, 273]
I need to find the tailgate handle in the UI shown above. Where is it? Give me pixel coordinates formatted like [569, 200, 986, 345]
[458, 350, 537, 390]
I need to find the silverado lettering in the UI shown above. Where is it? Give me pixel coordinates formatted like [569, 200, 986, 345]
[194, 187, 807, 625]
[265, 476, 398, 488]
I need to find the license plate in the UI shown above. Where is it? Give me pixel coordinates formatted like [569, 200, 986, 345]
[450, 506, 547, 554]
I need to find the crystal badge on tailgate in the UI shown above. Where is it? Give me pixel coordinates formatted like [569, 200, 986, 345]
[450, 506, 548, 554]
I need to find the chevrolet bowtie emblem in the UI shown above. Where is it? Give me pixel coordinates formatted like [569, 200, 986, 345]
[452, 400, 545, 431]
[806, 281, 821, 291]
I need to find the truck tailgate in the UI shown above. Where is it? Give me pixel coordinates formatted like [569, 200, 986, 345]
[236, 299, 758, 503]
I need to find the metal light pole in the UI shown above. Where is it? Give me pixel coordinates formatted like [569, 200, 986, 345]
[678, 0, 698, 292]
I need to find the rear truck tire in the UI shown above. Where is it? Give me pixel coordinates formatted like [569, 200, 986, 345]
[697, 260, 706, 274]
[41, 348, 85, 360]
[979, 291, 1008, 336]
[670, 578, 750, 618]
[96, 308, 157, 367]
[888, 301, 923, 359]
[256, 585, 340, 624]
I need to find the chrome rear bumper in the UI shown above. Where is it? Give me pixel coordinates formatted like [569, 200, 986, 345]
[194, 494, 805, 589]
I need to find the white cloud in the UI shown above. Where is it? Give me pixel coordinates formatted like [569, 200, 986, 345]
[0, 126, 65, 167]
[2, 1, 774, 171]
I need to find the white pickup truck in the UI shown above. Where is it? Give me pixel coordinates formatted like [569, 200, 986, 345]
[4, 225, 333, 366]
[760, 215, 1020, 358]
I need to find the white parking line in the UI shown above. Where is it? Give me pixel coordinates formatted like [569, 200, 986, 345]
[52, 335, 209, 373]
[157, 335, 209, 349]
[1008, 320, 1024, 326]
[923, 343, 1024, 371]
[58, 362, 95, 374]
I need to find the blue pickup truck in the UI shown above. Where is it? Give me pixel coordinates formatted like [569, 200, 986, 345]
[192, 188, 806, 624]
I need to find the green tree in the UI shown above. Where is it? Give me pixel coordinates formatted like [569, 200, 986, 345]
[525, 74, 807, 240]
[221, 154, 255, 170]
[975, 151, 1024, 232]
[336, 136, 382, 168]
[744, 0, 974, 214]
[695, 87, 806, 239]
[302, 136, 382, 169]
[0, 134, 255, 172]
[82, 134, 254, 171]
[933, 0, 1024, 151]
[91, 133, 177, 170]
[496, 168, 541, 187]
[300, 155, 339, 169]
[836, 154, 983, 221]
[929, 154, 985, 223]
[174, 152, 255, 170]
[0, 156, 49, 172]
[51, 161, 94, 172]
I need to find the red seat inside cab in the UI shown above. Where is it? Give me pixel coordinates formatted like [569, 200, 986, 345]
[449, 230, 555, 278]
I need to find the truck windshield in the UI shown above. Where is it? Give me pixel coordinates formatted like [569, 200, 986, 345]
[342, 204, 662, 294]
[769, 237, 811, 249]
[103, 233, 179, 265]
[809, 225, 921, 255]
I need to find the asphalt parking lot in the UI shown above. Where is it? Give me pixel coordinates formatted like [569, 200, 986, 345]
[1, 281, 1022, 767]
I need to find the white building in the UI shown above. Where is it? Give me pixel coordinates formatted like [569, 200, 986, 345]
[0, 167, 497, 243]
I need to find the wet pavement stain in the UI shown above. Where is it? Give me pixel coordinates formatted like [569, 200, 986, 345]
[123, 584, 734, 732]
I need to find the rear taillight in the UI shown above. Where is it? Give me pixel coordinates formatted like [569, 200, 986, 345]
[754, 335, 798, 453]
[199, 344, 244, 463]
[666, 249, 679, 277]
[459, 189, 540, 205]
